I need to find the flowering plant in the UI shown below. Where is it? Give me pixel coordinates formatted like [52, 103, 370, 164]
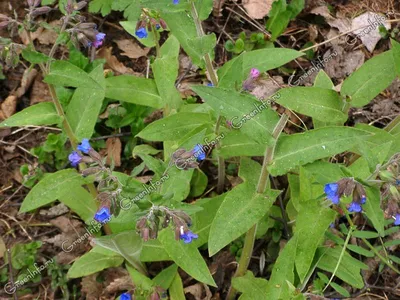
[1, 0, 400, 299]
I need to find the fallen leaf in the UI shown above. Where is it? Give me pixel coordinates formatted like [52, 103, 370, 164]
[99, 104, 120, 119]
[351, 12, 391, 52]
[184, 283, 212, 300]
[16, 68, 38, 98]
[98, 47, 139, 75]
[115, 39, 150, 59]
[19, 27, 44, 45]
[37, 20, 60, 45]
[251, 76, 283, 100]
[30, 74, 52, 105]
[243, 0, 273, 19]
[39, 203, 69, 217]
[106, 137, 122, 167]
[81, 274, 103, 300]
[0, 236, 5, 259]
[0, 95, 17, 120]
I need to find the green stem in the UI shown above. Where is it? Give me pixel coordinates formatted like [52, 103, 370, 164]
[226, 114, 289, 300]
[344, 212, 400, 274]
[151, 25, 160, 57]
[190, 1, 225, 193]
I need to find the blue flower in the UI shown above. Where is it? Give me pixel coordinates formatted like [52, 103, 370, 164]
[173, 0, 179, 4]
[68, 151, 82, 167]
[180, 230, 198, 244]
[207, 83, 214, 87]
[396, 179, 400, 186]
[193, 144, 206, 161]
[360, 195, 366, 204]
[94, 207, 111, 223]
[324, 183, 340, 204]
[329, 222, 335, 228]
[93, 32, 105, 48]
[120, 293, 131, 300]
[155, 24, 161, 30]
[77, 138, 92, 154]
[394, 214, 400, 226]
[348, 202, 362, 213]
[136, 27, 148, 39]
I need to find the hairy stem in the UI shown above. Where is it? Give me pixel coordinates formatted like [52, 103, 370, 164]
[227, 114, 289, 300]
[190, 1, 225, 193]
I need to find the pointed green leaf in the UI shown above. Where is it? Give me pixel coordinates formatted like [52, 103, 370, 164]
[0, 102, 61, 128]
[58, 186, 97, 223]
[232, 271, 268, 300]
[20, 169, 86, 213]
[158, 229, 216, 287]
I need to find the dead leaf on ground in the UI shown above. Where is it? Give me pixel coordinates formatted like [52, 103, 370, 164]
[81, 274, 103, 300]
[103, 268, 134, 294]
[184, 283, 212, 300]
[0, 236, 5, 258]
[98, 47, 139, 75]
[39, 203, 69, 217]
[351, 12, 391, 52]
[115, 39, 150, 59]
[243, 0, 273, 19]
[323, 44, 365, 79]
[16, 68, 38, 98]
[251, 76, 283, 100]
[99, 104, 120, 119]
[106, 137, 122, 167]
[19, 27, 44, 45]
[37, 20, 60, 45]
[30, 74, 52, 105]
[0, 95, 17, 120]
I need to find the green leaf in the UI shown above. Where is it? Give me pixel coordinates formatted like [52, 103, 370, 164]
[208, 158, 281, 256]
[265, 236, 297, 299]
[0, 102, 61, 128]
[196, 0, 213, 20]
[294, 201, 336, 282]
[44, 61, 100, 89]
[22, 47, 50, 64]
[316, 246, 367, 288]
[89, 0, 113, 16]
[190, 169, 208, 197]
[68, 44, 89, 70]
[67, 247, 124, 278]
[132, 144, 161, 158]
[105, 75, 162, 108]
[58, 186, 97, 223]
[112, 1, 141, 21]
[169, 272, 186, 300]
[268, 126, 373, 176]
[266, 0, 291, 41]
[153, 264, 178, 290]
[20, 169, 85, 213]
[275, 87, 346, 123]
[346, 244, 374, 257]
[158, 229, 216, 287]
[141, 239, 171, 262]
[217, 131, 265, 158]
[232, 271, 268, 300]
[391, 39, 400, 77]
[126, 263, 154, 291]
[314, 70, 334, 89]
[341, 50, 396, 107]
[152, 35, 182, 111]
[94, 230, 146, 274]
[218, 48, 303, 89]
[66, 64, 105, 140]
[137, 112, 212, 141]
[318, 272, 350, 297]
[192, 86, 279, 144]
[361, 186, 385, 236]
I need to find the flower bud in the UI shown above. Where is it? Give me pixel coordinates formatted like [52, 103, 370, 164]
[136, 217, 147, 230]
[141, 227, 149, 241]
[88, 148, 102, 162]
[0, 21, 9, 29]
[30, 6, 52, 17]
[380, 170, 395, 182]
[81, 166, 101, 177]
[159, 19, 167, 30]
[136, 20, 146, 31]
[34, 0, 41, 7]
[74, 1, 87, 10]
[27, 0, 34, 6]
[0, 14, 9, 20]
[77, 32, 91, 48]
[97, 192, 111, 202]
[77, 22, 97, 30]
[389, 185, 400, 201]
[150, 292, 160, 300]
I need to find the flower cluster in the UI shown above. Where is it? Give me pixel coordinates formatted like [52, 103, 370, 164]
[136, 207, 198, 244]
[324, 178, 367, 213]
[68, 139, 125, 224]
[135, 18, 167, 39]
[74, 23, 106, 49]
[171, 144, 206, 170]
[242, 68, 261, 91]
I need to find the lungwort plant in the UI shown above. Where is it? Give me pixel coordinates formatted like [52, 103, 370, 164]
[1, 0, 400, 299]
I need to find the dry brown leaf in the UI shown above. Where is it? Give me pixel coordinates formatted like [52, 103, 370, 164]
[243, 0, 273, 19]
[0, 95, 17, 120]
[106, 137, 122, 167]
[16, 68, 38, 98]
[30, 74, 52, 105]
[104, 275, 134, 294]
[98, 47, 138, 75]
[37, 20, 60, 45]
[99, 104, 120, 119]
[19, 27, 44, 45]
[82, 274, 103, 300]
[39, 203, 69, 217]
[251, 76, 283, 100]
[184, 283, 212, 300]
[115, 39, 150, 59]
[0, 236, 5, 259]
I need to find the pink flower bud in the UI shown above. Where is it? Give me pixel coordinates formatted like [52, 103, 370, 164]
[250, 68, 260, 79]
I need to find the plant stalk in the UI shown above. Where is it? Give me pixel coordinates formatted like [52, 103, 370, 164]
[190, 1, 225, 193]
[226, 114, 289, 300]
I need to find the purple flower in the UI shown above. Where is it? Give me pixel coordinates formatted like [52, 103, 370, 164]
[394, 214, 400, 226]
[68, 151, 82, 167]
[77, 138, 92, 154]
[136, 27, 148, 39]
[250, 68, 260, 79]
[396, 179, 400, 186]
[329, 222, 335, 228]
[207, 83, 214, 87]
[92, 32, 105, 48]
[348, 202, 362, 213]
[180, 230, 198, 244]
[324, 183, 340, 204]
[193, 144, 206, 161]
[173, 0, 179, 4]
[120, 293, 131, 300]
[360, 195, 366, 204]
[94, 206, 111, 223]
